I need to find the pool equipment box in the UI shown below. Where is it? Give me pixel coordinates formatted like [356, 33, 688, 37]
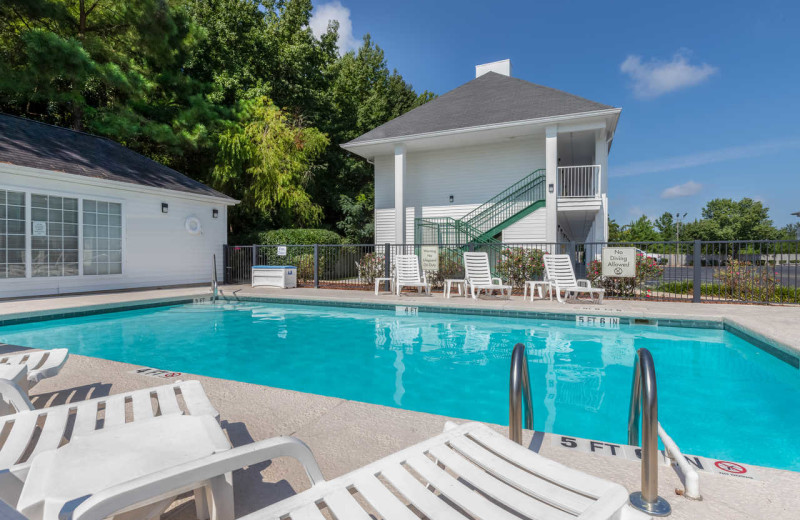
[252, 265, 297, 288]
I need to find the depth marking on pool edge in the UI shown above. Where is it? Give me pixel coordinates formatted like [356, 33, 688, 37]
[551, 435, 760, 480]
[129, 367, 183, 380]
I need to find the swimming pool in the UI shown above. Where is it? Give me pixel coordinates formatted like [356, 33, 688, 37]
[1, 300, 797, 471]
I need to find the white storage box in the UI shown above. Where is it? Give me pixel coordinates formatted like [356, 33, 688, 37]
[251, 265, 297, 288]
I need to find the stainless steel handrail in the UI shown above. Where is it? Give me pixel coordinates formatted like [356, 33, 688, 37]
[627, 348, 671, 516]
[212, 254, 218, 302]
[509, 343, 533, 444]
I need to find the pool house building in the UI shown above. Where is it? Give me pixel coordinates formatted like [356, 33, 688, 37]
[0, 114, 236, 298]
[342, 59, 621, 248]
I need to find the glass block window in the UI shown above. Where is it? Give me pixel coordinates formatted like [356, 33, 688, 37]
[30, 194, 79, 277]
[0, 190, 26, 278]
[83, 199, 122, 275]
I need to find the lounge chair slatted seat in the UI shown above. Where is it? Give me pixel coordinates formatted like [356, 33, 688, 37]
[0, 349, 69, 390]
[0, 380, 218, 475]
[394, 254, 430, 295]
[544, 254, 604, 304]
[463, 252, 512, 299]
[63, 422, 644, 520]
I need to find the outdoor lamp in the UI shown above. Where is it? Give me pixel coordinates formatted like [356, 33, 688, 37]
[548, 184, 554, 194]
[212, 209, 219, 219]
[161, 203, 169, 214]
[449, 195, 454, 203]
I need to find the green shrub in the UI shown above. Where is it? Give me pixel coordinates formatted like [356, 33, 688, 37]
[495, 248, 545, 289]
[256, 228, 342, 245]
[426, 252, 465, 289]
[356, 252, 386, 284]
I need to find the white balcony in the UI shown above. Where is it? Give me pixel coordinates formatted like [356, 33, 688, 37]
[557, 165, 601, 199]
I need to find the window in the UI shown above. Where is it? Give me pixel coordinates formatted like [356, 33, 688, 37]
[83, 199, 122, 275]
[30, 194, 79, 277]
[0, 189, 26, 278]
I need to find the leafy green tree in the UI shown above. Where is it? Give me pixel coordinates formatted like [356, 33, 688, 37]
[692, 198, 778, 241]
[608, 218, 623, 242]
[653, 212, 676, 241]
[620, 215, 659, 242]
[213, 97, 328, 236]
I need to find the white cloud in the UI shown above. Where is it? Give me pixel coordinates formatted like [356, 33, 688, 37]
[612, 138, 800, 178]
[309, 1, 359, 55]
[620, 50, 717, 98]
[661, 181, 703, 199]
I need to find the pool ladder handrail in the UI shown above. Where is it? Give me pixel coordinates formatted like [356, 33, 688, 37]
[627, 348, 671, 516]
[509, 343, 533, 445]
[212, 254, 219, 302]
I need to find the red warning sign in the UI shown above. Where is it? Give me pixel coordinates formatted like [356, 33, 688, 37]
[714, 460, 748, 474]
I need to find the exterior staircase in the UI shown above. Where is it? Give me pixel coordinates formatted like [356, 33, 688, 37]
[414, 169, 546, 246]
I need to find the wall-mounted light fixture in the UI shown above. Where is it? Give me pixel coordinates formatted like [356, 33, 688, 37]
[212, 209, 219, 219]
[548, 184, 554, 194]
[449, 195, 454, 204]
[161, 203, 169, 214]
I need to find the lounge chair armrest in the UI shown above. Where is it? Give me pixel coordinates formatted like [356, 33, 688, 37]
[0, 378, 34, 414]
[64, 436, 325, 520]
[576, 279, 591, 288]
[491, 277, 503, 285]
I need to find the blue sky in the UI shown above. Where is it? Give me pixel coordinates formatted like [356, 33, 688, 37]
[309, 0, 800, 227]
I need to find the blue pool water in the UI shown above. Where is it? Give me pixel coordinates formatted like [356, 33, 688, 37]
[1, 301, 798, 471]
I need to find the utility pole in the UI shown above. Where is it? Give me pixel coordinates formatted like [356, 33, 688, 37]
[675, 212, 687, 257]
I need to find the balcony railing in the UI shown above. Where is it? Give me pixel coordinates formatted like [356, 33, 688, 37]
[557, 165, 601, 198]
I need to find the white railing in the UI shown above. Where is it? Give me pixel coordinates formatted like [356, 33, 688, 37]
[557, 165, 601, 198]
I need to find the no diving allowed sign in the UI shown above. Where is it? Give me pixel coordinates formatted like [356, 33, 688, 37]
[552, 435, 759, 480]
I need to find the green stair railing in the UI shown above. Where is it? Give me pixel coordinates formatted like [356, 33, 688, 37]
[414, 169, 546, 246]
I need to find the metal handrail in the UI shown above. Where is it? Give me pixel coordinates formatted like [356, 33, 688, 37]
[509, 343, 533, 444]
[627, 348, 671, 516]
[212, 254, 218, 302]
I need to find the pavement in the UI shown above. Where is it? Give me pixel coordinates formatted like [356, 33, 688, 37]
[1, 285, 799, 519]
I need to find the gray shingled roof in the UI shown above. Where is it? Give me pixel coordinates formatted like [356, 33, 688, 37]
[0, 114, 233, 200]
[346, 72, 615, 145]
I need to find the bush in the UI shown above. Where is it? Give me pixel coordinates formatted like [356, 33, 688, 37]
[356, 252, 386, 284]
[495, 248, 546, 289]
[587, 255, 665, 297]
[426, 252, 465, 289]
[256, 228, 342, 245]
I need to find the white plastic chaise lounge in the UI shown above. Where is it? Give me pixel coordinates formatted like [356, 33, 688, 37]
[394, 254, 431, 296]
[0, 349, 69, 393]
[544, 254, 605, 304]
[0, 378, 221, 513]
[464, 252, 512, 299]
[61, 421, 648, 520]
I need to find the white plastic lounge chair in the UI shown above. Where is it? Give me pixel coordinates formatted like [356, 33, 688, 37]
[394, 254, 430, 295]
[544, 254, 604, 304]
[463, 252, 512, 299]
[0, 349, 69, 392]
[62, 422, 647, 520]
[0, 378, 219, 508]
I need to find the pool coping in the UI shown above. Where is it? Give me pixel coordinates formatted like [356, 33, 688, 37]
[0, 290, 798, 370]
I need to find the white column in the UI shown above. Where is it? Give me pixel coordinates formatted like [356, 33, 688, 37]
[594, 129, 609, 242]
[545, 126, 558, 243]
[394, 144, 406, 245]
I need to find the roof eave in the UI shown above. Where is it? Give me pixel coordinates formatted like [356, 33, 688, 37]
[341, 108, 622, 157]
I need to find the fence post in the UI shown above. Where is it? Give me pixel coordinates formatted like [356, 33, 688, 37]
[222, 245, 228, 284]
[693, 240, 702, 303]
[313, 244, 319, 289]
[468, 242, 475, 252]
[251, 244, 257, 267]
[384, 243, 391, 292]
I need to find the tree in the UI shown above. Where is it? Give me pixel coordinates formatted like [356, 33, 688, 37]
[653, 212, 676, 241]
[213, 97, 329, 236]
[620, 215, 659, 242]
[693, 198, 778, 241]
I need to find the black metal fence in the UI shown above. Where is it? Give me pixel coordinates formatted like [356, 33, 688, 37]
[224, 240, 800, 305]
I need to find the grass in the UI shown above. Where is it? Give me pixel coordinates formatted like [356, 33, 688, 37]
[656, 281, 800, 303]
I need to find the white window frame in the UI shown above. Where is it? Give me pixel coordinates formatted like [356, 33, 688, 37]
[0, 184, 125, 279]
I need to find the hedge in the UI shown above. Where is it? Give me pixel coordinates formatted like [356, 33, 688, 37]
[254, 228, 343, 245]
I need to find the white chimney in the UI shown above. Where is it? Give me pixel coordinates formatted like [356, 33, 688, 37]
[475, 59, 511, 78]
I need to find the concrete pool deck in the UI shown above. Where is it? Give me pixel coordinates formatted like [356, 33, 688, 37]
[1, 285, 799, 519]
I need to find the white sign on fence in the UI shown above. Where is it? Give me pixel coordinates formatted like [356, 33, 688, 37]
[32, 221, 47, 237]
[601, 247, 636, 277]
[276, 246, 287, 256]
[420, 245, 440, 272]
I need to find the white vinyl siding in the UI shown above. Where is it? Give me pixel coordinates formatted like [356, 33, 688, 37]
[374, 136, 546, 244]
[501, 206, 547, 243]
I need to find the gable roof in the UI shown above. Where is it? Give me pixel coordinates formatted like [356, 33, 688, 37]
[345, 72, 616, 146]
[0, 114, 233, 201]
